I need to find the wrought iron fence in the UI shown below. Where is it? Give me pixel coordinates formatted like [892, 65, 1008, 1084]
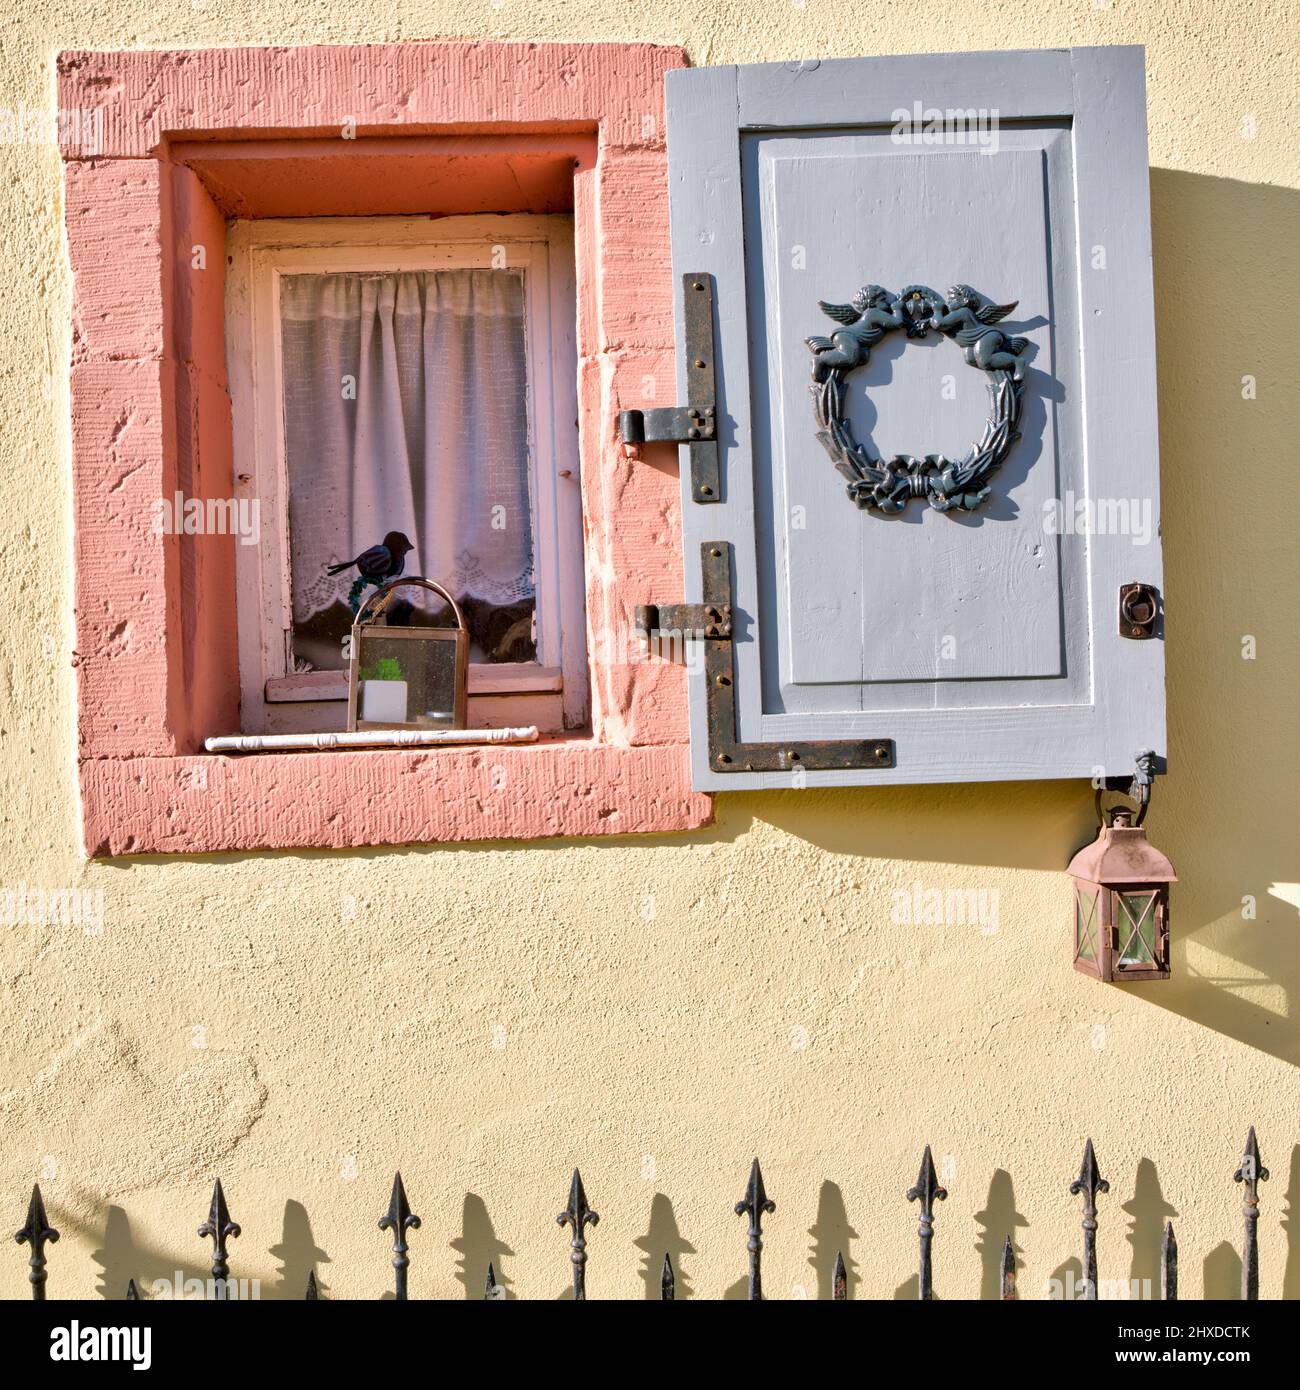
[13, 1128, 1272, 1301]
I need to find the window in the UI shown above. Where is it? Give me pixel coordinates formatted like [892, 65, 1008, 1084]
[227, 214, 586, 735]
[61, 40, 710, 855]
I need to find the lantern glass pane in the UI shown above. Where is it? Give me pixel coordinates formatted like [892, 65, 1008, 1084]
[1075, 886, 1099, 963]
[1117, 891, 1158, 967]
[356, 633, 459, 728]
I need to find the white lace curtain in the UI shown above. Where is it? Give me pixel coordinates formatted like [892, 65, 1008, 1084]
[280, 269, 536, 627]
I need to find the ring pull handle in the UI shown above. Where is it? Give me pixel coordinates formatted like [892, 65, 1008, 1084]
[1119, 582, 1159, 639]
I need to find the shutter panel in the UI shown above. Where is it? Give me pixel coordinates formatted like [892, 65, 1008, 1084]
[664, 46, 1166, 790]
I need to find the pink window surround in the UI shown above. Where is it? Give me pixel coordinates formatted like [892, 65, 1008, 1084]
[59, 42, 712, 856]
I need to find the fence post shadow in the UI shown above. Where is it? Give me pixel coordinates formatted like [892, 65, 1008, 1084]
[1201, 1242, 1241, 1299]
[450, 1192, 515, 1300]
[268, 1199, 330, 1300]
[975, 1168, 1028, 1300]
[1121, 1158, 1177, 1299]
[633, 1191, 695, 1300]
[1046, 1256, 1083, 1301]
[1280, 1144, 1300, 1300]
[88, 1203, 209, 1300]
[808, 1179, 857, 1300]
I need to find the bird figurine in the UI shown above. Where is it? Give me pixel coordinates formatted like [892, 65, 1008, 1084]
[326, 530, 415, 613]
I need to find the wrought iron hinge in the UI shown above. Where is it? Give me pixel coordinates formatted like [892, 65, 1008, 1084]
[617, 273, 721, 504]
[641, 543, 896, 774]
[635, 603, 732, 641]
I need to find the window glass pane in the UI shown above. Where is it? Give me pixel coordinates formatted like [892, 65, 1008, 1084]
[280, 268, 536, 670]
[1118, 891, 1157, 966]
[354, 633, 459, 729]
[1075, 887, 1097, 962]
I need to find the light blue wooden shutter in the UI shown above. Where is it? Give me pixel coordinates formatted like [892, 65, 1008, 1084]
[664, 46, 1166, 790]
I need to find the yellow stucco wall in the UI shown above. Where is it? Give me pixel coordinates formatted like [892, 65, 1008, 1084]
[1, 1, 1296, 1301]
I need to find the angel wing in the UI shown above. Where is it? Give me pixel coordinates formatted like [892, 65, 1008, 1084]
[817, 300, 862, 327]
[975, 300, 1018, 326]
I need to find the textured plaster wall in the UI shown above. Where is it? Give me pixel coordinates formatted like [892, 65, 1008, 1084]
[0, 2, 1296, 1300]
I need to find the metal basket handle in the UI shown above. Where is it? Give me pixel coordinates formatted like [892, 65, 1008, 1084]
[354, 577, 468, 633]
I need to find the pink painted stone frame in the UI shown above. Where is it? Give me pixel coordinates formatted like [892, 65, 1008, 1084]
[58, 42, 711, 855]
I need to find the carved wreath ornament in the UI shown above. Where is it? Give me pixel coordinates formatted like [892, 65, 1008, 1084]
[807, 284, 1030, 513]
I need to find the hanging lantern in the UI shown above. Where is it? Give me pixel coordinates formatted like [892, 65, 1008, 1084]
[347, 578, 468, 732]
[1068, 801, 1176, 982]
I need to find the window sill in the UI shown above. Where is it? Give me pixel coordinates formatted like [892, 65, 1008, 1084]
[266, 665, 563, 702]
[78, 738, 712, 857]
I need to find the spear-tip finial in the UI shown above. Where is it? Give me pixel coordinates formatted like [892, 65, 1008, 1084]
[197, 1178, 241, 1246]
[15, 1184, 59, 1251]
[1000, 1236, 1017, 1299]
[907, 1145, 948, 1210]
[735, 1158, 776, 1222]
[379, 1171, 421, 1237]
[1070, 1138, 1109, 1200]
[1234, 1126, 1269, 1188]
[557, 1168, 599, 1233]
[1162, 1221, 1178, 1300]
[832, 1250, 847, 1301]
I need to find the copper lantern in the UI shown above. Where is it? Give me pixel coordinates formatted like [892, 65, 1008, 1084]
[347, 578, 469, 733]
[1068, 807, 1176, 982]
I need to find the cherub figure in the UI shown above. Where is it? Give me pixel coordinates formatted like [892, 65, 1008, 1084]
[930, 285, 1029, 381]
[806, 285, 904, 382]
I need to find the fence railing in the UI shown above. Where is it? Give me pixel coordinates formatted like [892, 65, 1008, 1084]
[13, 1128, 1272, 1301]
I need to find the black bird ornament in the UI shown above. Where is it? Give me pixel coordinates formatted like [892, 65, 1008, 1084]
[326, 530, 414, 612]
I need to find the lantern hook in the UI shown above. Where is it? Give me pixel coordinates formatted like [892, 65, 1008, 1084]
[1094, 749, 1156, 828]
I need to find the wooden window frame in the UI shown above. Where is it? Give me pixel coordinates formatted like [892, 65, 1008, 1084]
[227, 213, 587, 733]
